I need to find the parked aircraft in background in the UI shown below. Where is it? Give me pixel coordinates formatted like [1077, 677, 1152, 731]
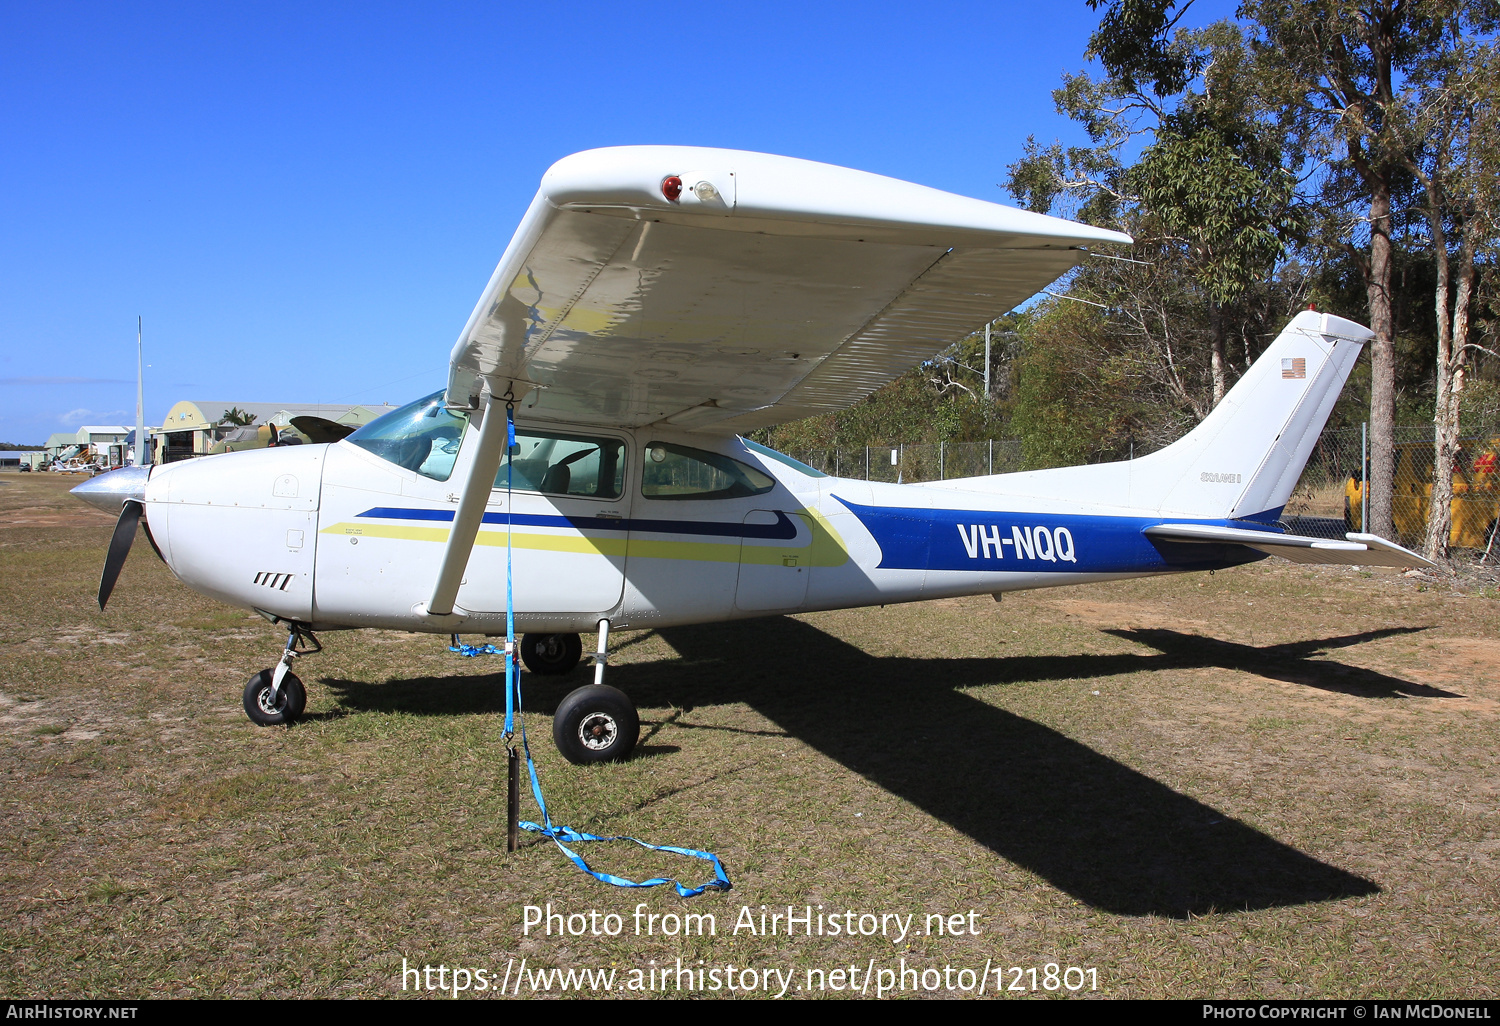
[71, 146, 1431, 764]
[209, 416, 358, 455]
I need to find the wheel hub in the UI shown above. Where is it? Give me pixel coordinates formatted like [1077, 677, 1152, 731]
[577, 712, 618, 751]
[256, 687, 284, 715]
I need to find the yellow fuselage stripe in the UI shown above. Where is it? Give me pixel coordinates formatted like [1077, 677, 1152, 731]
[319, 521, 848, 567]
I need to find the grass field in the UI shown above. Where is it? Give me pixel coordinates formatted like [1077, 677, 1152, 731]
[2, 472, 1497, 999]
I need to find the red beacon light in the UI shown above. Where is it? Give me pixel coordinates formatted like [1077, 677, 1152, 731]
[661, 175, 683, 202]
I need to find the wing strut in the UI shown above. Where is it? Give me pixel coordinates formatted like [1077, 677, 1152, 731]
[425, 390, 512, 618]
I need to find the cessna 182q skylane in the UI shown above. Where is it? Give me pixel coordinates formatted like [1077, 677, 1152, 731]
[73, 145, 1431, 764]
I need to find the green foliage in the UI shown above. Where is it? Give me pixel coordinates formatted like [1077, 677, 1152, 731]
[1459, 378, 1500, 433]
[1011, 301, 1177, 469]
[1085, 0, 1204, 98]
[1131, 105, 1303, 305]
[757, 316, 1023, 452]
[1007, 137, 1070, 215]
[759, 370, 1007, 452]
[218, 407, 255, 427]
[1006, 11, 1310, 421]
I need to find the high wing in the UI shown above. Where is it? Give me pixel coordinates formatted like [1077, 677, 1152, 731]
[1144, 524, 1437, 569]
[445, 146, 1130, 433]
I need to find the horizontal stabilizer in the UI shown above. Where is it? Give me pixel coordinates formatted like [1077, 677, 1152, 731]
[1143, 524, 1437, 569]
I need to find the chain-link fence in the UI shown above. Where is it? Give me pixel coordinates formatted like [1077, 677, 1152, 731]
[782, 425, 1500, 554]
[782, 441, 1026, 484]
[1281, 425, 1500, 552]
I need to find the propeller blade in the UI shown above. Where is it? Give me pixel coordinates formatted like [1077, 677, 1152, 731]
[98, 500, 143, 611]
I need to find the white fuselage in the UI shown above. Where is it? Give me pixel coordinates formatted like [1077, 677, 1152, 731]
[139, 425, 1242, 636]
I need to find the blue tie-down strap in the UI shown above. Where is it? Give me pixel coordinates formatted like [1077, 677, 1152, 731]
[450, 634, 501, 658]
[515, 724, 732, 898]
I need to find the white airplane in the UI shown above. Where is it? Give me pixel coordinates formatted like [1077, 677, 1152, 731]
[73, 145, 1432, 765]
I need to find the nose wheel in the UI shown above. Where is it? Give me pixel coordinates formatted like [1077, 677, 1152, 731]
[242, 624, 320, 726]
[243, 670, 306, 725]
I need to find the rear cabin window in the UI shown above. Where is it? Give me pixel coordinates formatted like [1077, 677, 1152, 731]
[640, 442, 775, 500]
[495, 430, 624, 500]
[741, 437, 828, 478]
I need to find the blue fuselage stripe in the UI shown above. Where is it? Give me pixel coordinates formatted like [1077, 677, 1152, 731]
[833, 496, 1279, 574]
[355, 506, 796, 540]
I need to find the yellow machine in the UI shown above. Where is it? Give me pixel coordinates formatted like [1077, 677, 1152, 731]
[1346, 439, 1500, 549]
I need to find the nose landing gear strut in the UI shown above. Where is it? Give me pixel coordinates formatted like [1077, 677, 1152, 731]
[243, 624, 321, 726]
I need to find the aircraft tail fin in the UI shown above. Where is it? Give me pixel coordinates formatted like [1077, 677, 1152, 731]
[1140, 310, 1370, 520]
[932, 310, 1371, 521]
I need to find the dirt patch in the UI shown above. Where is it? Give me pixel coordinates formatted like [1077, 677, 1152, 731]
[1043, 596, 1215, 633]
[1, 505, 116, 528]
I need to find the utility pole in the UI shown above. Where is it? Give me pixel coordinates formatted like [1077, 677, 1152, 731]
[983, 322, 991, 401]
[134, 316, 145, 466]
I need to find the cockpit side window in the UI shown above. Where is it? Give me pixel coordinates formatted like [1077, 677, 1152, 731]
[346, 391, 469, 481]
[640, 442, 775, 500]
[495, 430, 625, 500]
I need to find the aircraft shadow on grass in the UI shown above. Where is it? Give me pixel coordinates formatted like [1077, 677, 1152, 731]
[319, 616, 1452, 918]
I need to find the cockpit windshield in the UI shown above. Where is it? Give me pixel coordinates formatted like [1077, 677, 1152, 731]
[346, 391, 469, 481]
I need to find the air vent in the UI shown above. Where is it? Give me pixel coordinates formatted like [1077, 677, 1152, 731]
[253, 572, 294, 591]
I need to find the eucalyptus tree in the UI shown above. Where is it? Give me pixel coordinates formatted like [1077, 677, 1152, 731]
[1007, 5, 1303, 421]
[1397, 22, 1500, 561]
[1240, 0, 1451, 541]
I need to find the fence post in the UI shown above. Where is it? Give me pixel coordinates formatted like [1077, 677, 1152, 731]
[1361, 421, 1368, 533]
[864, 446, 869, 481]
[988, 439, 993, 475]
[939, 440, 944, 480]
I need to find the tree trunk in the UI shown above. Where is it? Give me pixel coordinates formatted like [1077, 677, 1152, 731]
[1451, 236, 1476, 541]
[1366, 177, 1397, 542]
[1424, 201, 1456, 564]
[1210, 303, 1227, 406]
[1426, 236, 1476, 563]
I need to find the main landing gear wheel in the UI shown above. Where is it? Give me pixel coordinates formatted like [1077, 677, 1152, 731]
[521, 633, 583, 675]
[243, 670, 306, 726]
[553, 684, 639, 765]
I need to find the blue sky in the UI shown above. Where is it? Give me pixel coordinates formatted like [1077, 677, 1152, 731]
[0, 0, 1238, 442]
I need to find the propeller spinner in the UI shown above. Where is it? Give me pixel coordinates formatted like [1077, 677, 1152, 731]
[70, 466, 151, 610]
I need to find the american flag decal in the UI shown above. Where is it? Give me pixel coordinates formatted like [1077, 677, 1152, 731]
[1282, 357, 1306, 379]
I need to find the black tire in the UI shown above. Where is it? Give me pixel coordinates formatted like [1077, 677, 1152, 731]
[521, 633, 583, 675]
[243, 670, 306, 726]
[552, 684, 639, 764]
